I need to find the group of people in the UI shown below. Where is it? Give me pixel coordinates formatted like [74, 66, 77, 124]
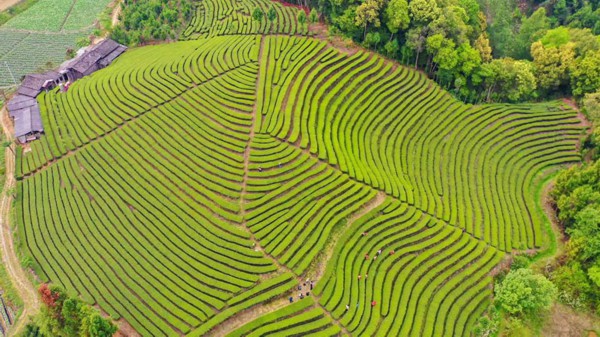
[289, 279, 315, 303]
[359, 232, 397, 279]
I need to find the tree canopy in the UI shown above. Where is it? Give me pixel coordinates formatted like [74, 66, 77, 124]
[495, 269, 557, 316]
[111, 0, 193, 46]
[35, 284, 117, 337]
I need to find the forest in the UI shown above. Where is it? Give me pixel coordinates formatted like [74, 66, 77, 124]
[285, 0, 600, 104]
[110, 0, 194, 45]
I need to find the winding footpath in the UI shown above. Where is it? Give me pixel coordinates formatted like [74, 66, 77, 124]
[0, 108, 40, 337]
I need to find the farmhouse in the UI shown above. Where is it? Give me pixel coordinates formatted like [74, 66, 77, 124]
[16, 71, 63, 98]
[6, 39, 127, 143]
[60, 39, 127, 81]
[7, 95, 43, 143]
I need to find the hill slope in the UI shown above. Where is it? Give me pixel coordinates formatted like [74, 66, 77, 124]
[15, 32, 584, 336]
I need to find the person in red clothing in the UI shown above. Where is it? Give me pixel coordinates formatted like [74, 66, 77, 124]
[371, 300, 376, 307]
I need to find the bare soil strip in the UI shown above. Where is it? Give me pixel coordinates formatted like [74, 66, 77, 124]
[0, 108, 40, 337]
[0, 0, 22, 12]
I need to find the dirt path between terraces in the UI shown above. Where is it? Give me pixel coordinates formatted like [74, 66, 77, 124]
[0, 108, 40, 337]
[0, 0, 21, 12]
[111, 0, 122, 27]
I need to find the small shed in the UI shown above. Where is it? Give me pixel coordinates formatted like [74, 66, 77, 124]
[7, 95, 44, 143]
[7, 71, 61, 143]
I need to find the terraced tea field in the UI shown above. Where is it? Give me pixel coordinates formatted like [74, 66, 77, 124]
[14, 19, 583, 337]
[181, 0, 307, 39]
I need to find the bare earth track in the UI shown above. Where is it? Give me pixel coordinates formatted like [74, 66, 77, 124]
[0, 0, 21, 12]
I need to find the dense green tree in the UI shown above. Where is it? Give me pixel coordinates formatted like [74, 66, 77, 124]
[252, 7, 264, 22]
[333, 6, 361, 38]
[583, 90, 600, 123]
[297, 10, 307, 29]
[34, 284, 117, 337]
[75, 36, 90, 49]
[309, 8, 319, 24]
[531, 41, 575, 92]
[439, 5, 470, 45]
[540, 26, 571, 47]
[62, 298, 82, 336]
[570, 50, 600, 96]
[457, 42, 482, 76]
[355, 0, 383, 38]
[384, 39, 399, 57]
[472, 306, 500, 337]
[364, 31, 382, 48]
[553, 159, 600, 223]
[484, 58, 537, 102]
[384, 0, 409, 39]
[569, 206, 600, 261]
[495, 269, 557, 316]
[587, 264, 600, 288]
[567, 3, 600, 32]
[408, 0, 440, 25]
[112, 0, 193, 46]
[110, 25, 130, 46]
[459, 0, 481, 27]
[551, 257, 593, 306]
[482, 0, 516, 58]
[406, 26, 426, 68]
[540, 27, 600, 58]
[474, 33, 492, 63]
[83, 313, 118, 337]
[267, 6, 277, 31]
[24, 324, 44, 337]
[553, 0, 569, 24]
[512, 8, 551, 59]
[426, 34, 458, 72]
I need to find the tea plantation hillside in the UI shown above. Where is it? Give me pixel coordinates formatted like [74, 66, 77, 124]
[14, 24, 584, 337]
[181, 0, 307, 38]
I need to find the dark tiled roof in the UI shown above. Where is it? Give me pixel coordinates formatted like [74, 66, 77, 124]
[18, 71, 61, 97]
[20, 75, 46, 90]
[70, 39, 126, 73]
[7, 95, 36, 115]
[70, 50, 102, 73]
[99, 45, 127, 67]
[91, 39, 121, 55]
[10, 98, 43, 138]
[8, 94, 44, 138]
[15, 86, 40, 98]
